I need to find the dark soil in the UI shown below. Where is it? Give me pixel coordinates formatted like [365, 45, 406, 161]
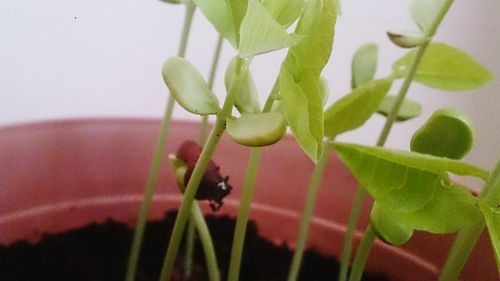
[0, 210, 389, 281]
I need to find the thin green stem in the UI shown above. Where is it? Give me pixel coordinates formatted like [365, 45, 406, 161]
[187, 34, 225, 275]
[125, 97, 176, 281]
[227, 147, 263, 281]
[438, 220, 484, 281]
[191, 203, 221, 281]
[158, 118, 226, 281]
[177, 3, 196, 59]
[199, 35, 224, 145]
[184, 218, 196, 278]
[482, 158, 500, 203]
[339, 2, 456, 279]
[207, 36, 224, 89]
[347, 225, 376, 281]
[158, 57, 248, 281]
[199, 116, 210, 146]
[287, 145, 331, 281]
[225, 67, 276, 281]
[376, 43, 429, 147]
[439, 158, 500, 281]
[338, 187, 365, 281]
[125, 4, 196, 281]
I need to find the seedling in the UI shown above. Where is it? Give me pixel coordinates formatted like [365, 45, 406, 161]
[125, 0, 498, 281]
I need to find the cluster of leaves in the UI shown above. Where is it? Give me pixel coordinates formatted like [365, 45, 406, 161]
[160, 0, 499, 277]
[163, 0, 338, 155]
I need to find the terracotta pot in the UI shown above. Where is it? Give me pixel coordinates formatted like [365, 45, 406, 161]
[0, 119, 496, 280]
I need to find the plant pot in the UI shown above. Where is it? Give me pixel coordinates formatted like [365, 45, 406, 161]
[0, 119, 496, 280]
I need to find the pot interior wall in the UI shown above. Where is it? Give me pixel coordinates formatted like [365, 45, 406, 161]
[0, 119, 495, 280]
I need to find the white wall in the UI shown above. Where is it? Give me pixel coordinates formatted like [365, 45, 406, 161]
[1, 0, 499, 173]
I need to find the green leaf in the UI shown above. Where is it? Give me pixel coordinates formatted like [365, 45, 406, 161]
[334, 143, 482, 233]
[333, 143, 489, 181]
[262, 0, 305, 27]
[226, 112, 287, 147]
[371, 203, 414, 246]
[479, 200, 500, 274]
[410, 0, 447, 34]
[318, 76, 329, 106]
[288, 0, 336, 78]
[393, 43, 494, 91]
[228, 0, 249, 41]
[279, 65, 324, 161]
[278, 0, 337, 162]
[385, 183, 480, 233]
[225, 57, 260, 114]
[162, 56, 220, 115]
[193, 0, 248, 48]
[411, 108, 474, 159]
[324, 79, 392, 138]
[377, 95, 422, 122]
[351, 43, 378, 88]
[239, 0, 302, 58]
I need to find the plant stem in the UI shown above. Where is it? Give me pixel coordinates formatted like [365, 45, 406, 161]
[186, 34, 225, 277]
[125, 97, 176, 281]
[126, 4, 195, 277]
[338, 1, 456, 279]
[287, 145, 331, 281]
[439, 158, 500, 281]
[191, 203, 221, 281]
[158, 57, 248, 281]
[207, 36, 224, 89]
[227, 147, 263, 281]
[338, 187, 365, 281]
[225, 71, 277, 281]
[347, 225, 376, 281]
[177, 2, 196, 58]
[183, 217, 196, 278]
[438, 220, 484, 281]
[159, 118, 226, 281]
[199, 35, 224, 145]
[482, 158, 500, 203]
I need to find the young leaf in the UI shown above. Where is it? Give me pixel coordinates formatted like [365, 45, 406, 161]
[393, 43, 494, 91]
[411, 108, 474, 159]
[387, 31, 428, 49]
[278, 0, 337, 162]
[239, 0, 302, 58]
[262, 0, 305, 27]
[324, 78, 392, 138]
[279, 65, 324, 161]
[382, 183, 480, 233]
[410, 0, 447, 34]
[225, 57, 260, 114]
[377, 95, 422, 122]
[371, 203, 414, 246]
[226, 112, 287, 147]
[318, 76, 329, 106]
[162, 56, 221, 115]
[351, 43, 378, 88]
[289, 0, 337, 78]
[478, 200, 500, 274]
[333, 143, 489, 181]
[334, 143, 481, 233]
[193, 0, 248, 48]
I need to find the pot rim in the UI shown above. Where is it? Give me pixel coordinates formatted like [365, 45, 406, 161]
[0, 192, 439, 276]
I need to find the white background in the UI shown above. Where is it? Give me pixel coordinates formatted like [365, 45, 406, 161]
[1, 0, 499, 175]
